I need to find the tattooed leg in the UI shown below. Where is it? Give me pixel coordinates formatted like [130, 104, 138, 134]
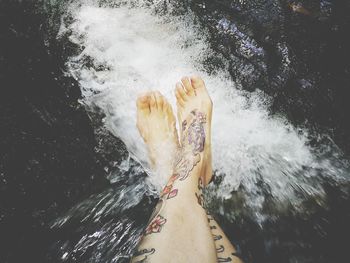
[176, 76, 243, 263]
[196, 179, 243, 263]
[207, 214, 244, 263]
[132, 89, 217, 263]
[133, 78, 242, 262]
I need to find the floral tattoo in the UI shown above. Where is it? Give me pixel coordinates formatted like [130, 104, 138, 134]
[175, 109, 207, 181]
[145, 215, 167, 235]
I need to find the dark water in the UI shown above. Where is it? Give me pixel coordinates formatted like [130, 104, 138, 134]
[1, 0, 350, 263]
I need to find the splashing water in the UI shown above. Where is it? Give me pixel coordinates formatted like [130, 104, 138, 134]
[59, 1, 348, 220]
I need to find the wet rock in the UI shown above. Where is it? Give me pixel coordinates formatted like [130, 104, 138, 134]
[0, 1, 110, 262]
[183, 0, 350, 154]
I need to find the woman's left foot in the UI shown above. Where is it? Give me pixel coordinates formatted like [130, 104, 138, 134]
[175, 76, 213, 186]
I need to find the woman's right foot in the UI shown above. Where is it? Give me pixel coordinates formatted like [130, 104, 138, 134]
[174, 76, 213, 186]
[136, 91, 179, 174]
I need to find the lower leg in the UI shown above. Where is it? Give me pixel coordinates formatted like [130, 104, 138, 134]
[207, 215, 243, 263]
[175, 76, 243, 262]
[133, 76, 243, 262]
[132, 165, 216, 263]
[132, 91, 217, 262]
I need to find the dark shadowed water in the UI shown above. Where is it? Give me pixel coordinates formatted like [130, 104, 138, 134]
[1, 1, 350, 263]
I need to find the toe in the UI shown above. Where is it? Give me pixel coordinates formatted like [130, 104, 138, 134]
[164, 101, 174, 117]
[149, 92, 157, 111]
[164, 102, 175, 123]
[190, 75, 206, 90]
[154, 91, 164, 110]
[176, 82, 187, 100]
[136, 94, 151, 114]
[175, 85, 186, 106]
[162, 97, 173, 114]
[181, 76, 195, 96]
[175, 90, 185, 107]
[176, 100, 185, 111]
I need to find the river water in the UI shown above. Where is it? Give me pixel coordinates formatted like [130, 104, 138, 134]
[2, 0, 350, 263]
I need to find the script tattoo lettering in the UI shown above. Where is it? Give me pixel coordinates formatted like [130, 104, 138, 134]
[207, 214, 214, 223]
[207, 214, 243, 262]
[195, 177, 205, 207]
[218, 257, 232, 262]
[213, 234, 223, 241]
[133, 248, 155, 263]
[216, 245, 225, 253]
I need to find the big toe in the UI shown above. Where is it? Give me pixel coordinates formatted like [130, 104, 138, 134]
[190, 75, 206, 91]
[149, 92, 157, 111]
[154, 91, 165, 110]
[181, 76, 195, 96]
[136, 93, 151, 114]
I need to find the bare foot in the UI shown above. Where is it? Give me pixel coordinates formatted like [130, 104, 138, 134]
[136, 91, 179, 173]
[175, 76, 213, 185]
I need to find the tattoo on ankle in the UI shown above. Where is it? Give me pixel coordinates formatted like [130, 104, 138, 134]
[158, 109, 207, 202]
[145, 215, 167, 235]
[161, 174, 178, 199]
[133, 248, 155, 263]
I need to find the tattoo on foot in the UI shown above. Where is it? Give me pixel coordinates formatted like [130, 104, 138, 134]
[145, 215, 167, 235]
[175, 109, 207, 181]
[159, 110, 207, 202]
[133, 248, 155, 263]
[186, 110, 206, 153]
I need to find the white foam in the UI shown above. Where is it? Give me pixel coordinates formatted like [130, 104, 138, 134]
[61, 2, 338, 216]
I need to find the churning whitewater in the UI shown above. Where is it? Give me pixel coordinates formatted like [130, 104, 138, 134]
[60, 1, 347, 219]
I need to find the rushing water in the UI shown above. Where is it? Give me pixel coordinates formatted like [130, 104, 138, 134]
[60, 0, 348, 210]
[2, 0, 349, 263]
